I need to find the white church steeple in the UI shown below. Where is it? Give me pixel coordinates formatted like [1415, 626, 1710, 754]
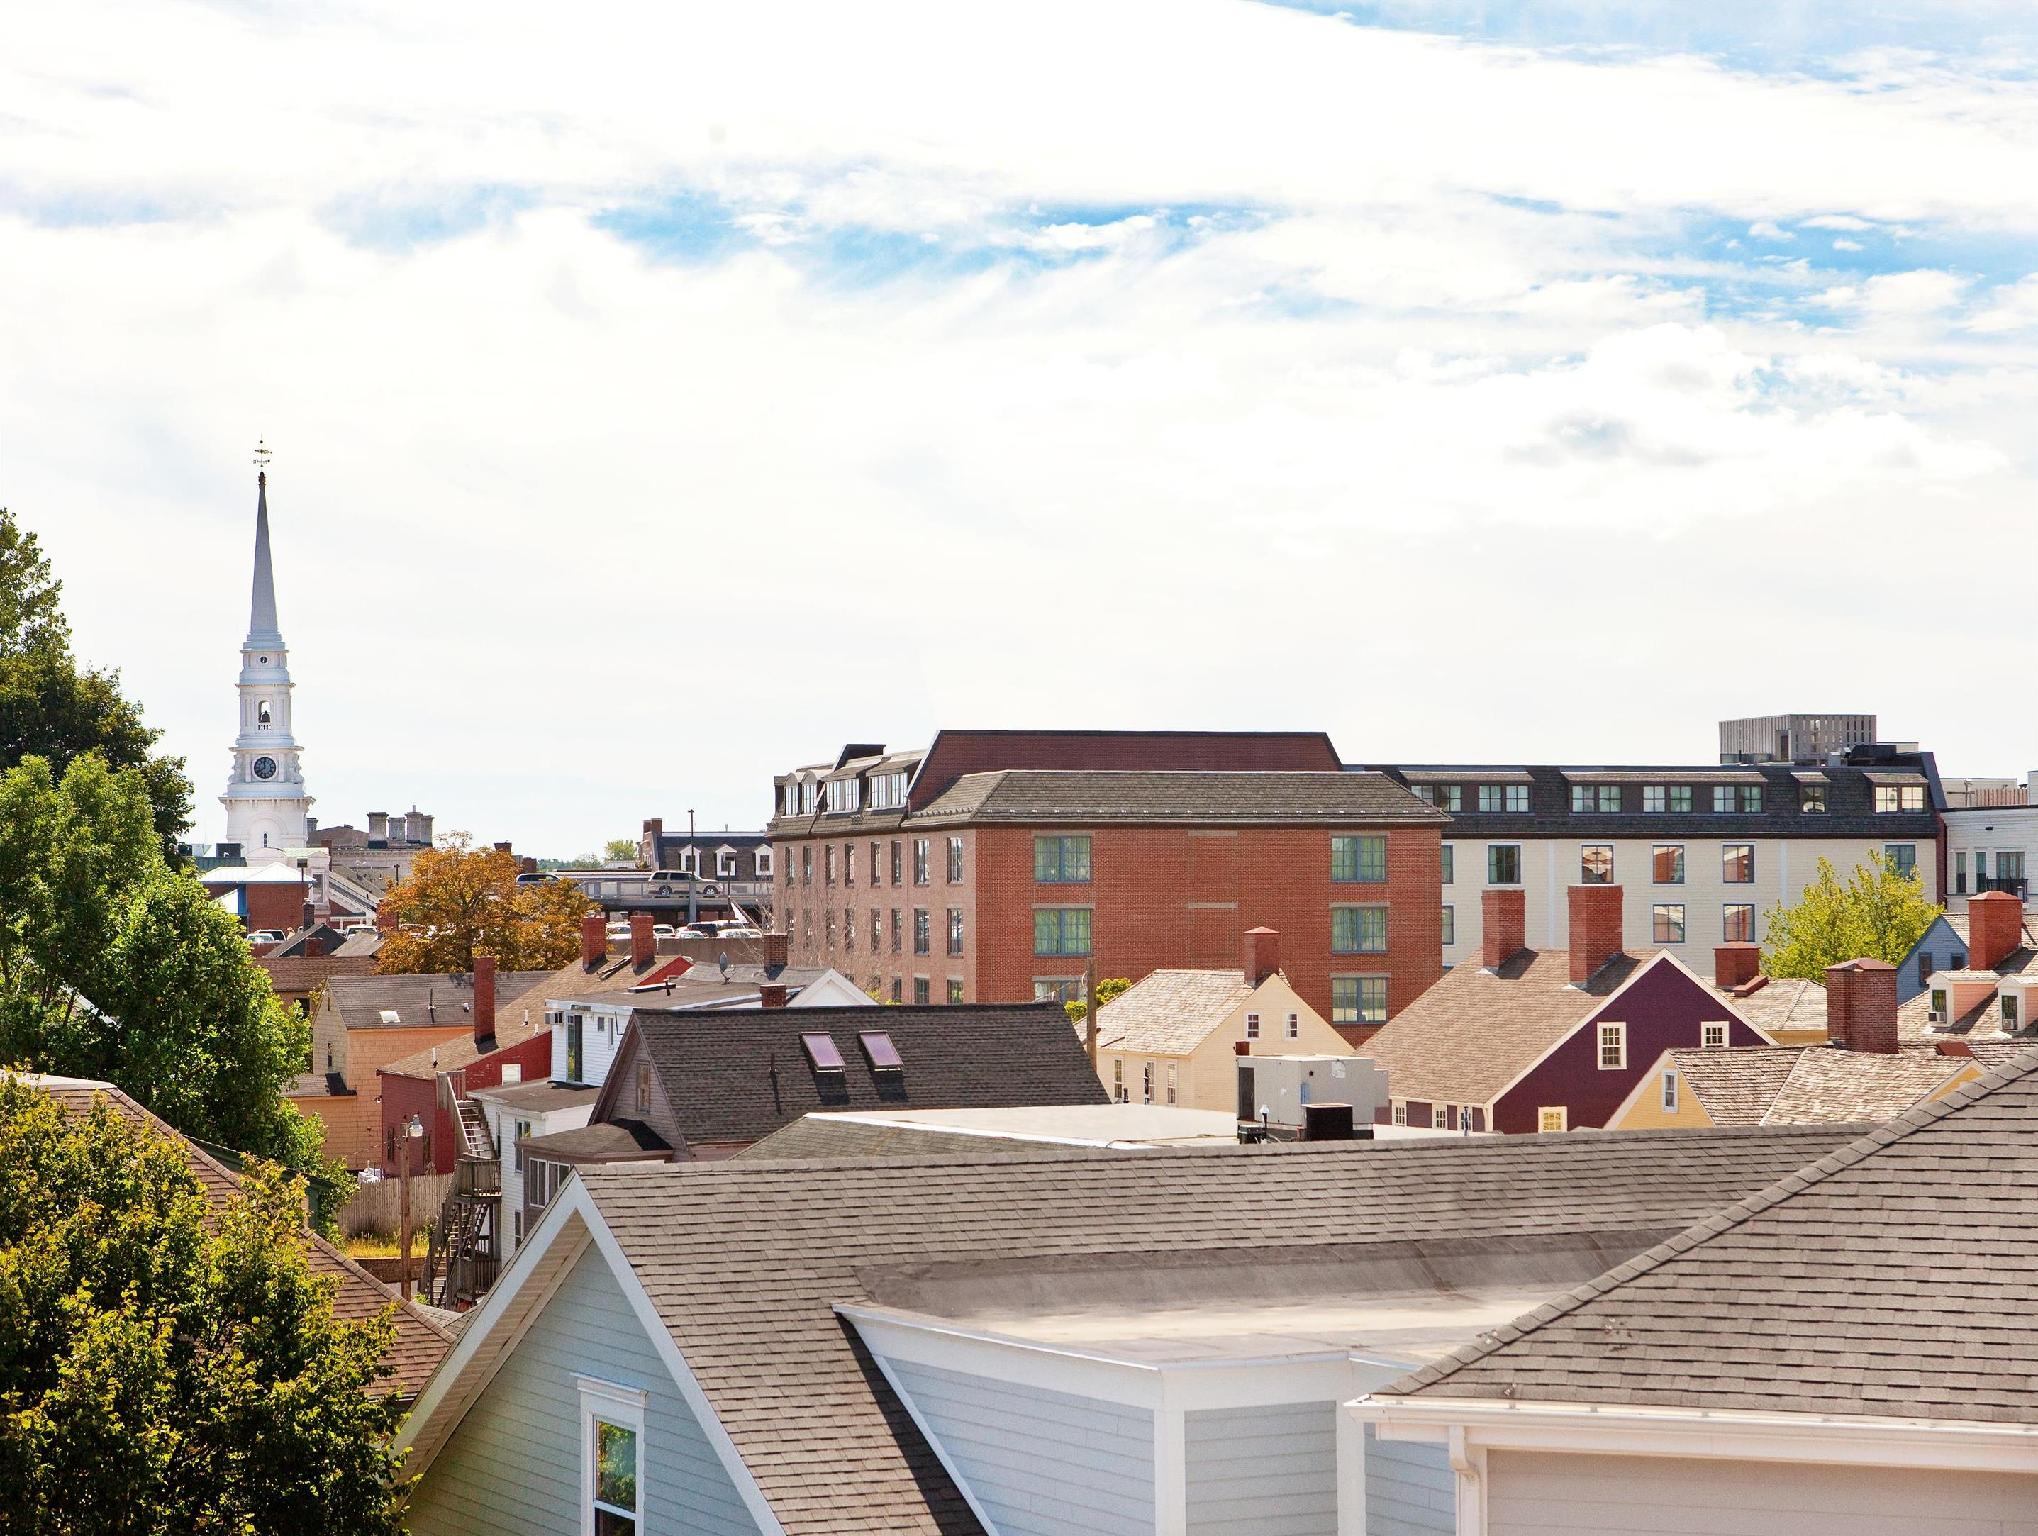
[221, 444, 313, 862]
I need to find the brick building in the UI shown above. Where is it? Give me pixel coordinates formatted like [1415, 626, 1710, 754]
[768, 731, 1445, 1031]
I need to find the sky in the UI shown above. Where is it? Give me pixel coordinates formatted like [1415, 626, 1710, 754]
[5, 1, 2038, 856]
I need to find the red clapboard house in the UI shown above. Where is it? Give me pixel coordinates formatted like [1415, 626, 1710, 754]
[1362, 885, 1777, 1133]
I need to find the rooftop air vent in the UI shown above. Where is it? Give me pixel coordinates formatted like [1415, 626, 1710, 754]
[378, 1009, 400, 1025]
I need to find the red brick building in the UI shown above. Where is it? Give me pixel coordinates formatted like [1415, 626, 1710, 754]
[769, 731, 1445, 1031]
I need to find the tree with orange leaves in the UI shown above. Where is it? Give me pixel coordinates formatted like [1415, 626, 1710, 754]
[374, 833, 588, 974]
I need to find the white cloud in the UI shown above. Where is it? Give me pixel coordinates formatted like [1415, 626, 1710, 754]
[4, 1, 2036, 848]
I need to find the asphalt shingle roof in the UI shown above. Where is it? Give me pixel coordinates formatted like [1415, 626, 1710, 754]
[910, 770, 1446, 826]
[576, 1124, 1857, 1534]
[323, 971, 555, 1032]
[1668, 1045, 1973, 1126]
[1385, 1049, 2038, 1423]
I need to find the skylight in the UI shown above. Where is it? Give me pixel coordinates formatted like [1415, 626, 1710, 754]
[801, 1033, 846, 1073]
[859, 1031, 903, 1071]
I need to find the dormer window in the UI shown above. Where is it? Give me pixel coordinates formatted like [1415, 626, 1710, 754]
[825, 778, 861, 814]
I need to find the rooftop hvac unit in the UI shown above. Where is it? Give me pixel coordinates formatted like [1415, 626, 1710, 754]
[1238, 1054, 1387, 1141]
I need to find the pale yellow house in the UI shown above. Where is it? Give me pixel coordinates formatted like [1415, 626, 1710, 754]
[1086, 967, 1352, 1112]
[1609, 1043, 1981, 1131]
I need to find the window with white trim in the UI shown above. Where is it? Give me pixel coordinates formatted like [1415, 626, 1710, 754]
[1391, 1102, 1408, 1126]
[1538, 1106, 1567, 1133]
[1661, 1070, 1679, 1112]
[1166, 1062, 1177, 1104]
[1285, 1011, 1299, 1040]
[1244, 1011, 1261, 1039]
[1432, 1105, 1450, 1129]
[1597, 1021, 1626, 1069]
[1112, 1057, 1126, 1102]
[1702, 1020, 1728, 1049]
[578, 1378, 645, 1536]
[1142, 1061, 1154, 1104]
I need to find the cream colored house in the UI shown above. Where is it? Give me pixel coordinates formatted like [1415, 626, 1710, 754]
[1089, 965, 1352, 1112]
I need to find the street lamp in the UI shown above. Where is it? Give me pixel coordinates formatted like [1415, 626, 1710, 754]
[398, 1114, 425, 1300]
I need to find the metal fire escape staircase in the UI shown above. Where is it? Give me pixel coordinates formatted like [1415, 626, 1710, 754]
[423, 1090, 502, 1309]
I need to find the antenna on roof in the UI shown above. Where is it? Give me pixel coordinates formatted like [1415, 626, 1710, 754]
[252, 438, 272, 488]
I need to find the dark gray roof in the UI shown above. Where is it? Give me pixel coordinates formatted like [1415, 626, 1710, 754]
[1385, 1050, 2038, 1423]
[322, 971, 555, 1031]
[1363, 759, 1941, 839]
[577, 1124, 1856, 1535]
[474, 1079, 601, 1112]
[521, 1119, 670, 1161]
[734, 1116, 1105, 1162]
[618, 1002, 1111, 1153]
[552, 964, 828, 1011]
[911, 769, 1445, 827]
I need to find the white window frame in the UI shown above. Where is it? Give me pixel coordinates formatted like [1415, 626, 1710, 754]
[1661, 1070, 1679, 1112]
[1285, 1012, 1299, 1040]
[1597, 1021, 1627, 1070]
[1431, 1105, 1450, 1129]
[715, 847, 738, 877]
[1701, 1020, 1728, 1049]
[1244, 1011, 1260, 1040]
[1538, 1106, 1568, 1133]
[1166, 1062, 1178, 1105]
[1391, 1102, 1409, 1126]
[1142, 1061, 1154, 1104]
[577, 1377, 647, 1536]
[755, 847, 774, 876]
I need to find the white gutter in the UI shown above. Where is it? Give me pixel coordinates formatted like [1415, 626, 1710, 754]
[1353, 1393, 2038, 1474]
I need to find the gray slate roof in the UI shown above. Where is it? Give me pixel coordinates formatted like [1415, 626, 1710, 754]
[577, 1124, 1856, 1534]
[1385, 1049, 2038, 1423]
[911, 770, 1445, 826]
[323, 971, 555, 1031]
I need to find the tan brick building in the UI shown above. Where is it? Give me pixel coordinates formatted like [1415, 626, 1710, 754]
[768, 731, 1445, 1034]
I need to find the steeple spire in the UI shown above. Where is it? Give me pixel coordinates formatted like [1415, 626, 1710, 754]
[246, 442, 282, 649]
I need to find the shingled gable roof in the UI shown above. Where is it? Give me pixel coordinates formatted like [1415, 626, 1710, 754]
[1380, 1049, 2038, 1424]
[577, 1001, 1112, 1156]
[1362, 947, 1766, 1110]
[911, 769, 1445, 827]
[31, 1077, 454, 1400]
[397, 1123, 1858, 1533]
[321, 970, 556, 1032]
[1092, 968, 1254, 1055]
[1630, 1044, 1976, 1127]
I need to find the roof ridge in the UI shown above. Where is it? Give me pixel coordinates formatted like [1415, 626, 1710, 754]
[1384, 1046, 2038, 1400]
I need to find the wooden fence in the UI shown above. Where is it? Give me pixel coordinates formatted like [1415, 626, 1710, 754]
[337, 1172, 455, 1239]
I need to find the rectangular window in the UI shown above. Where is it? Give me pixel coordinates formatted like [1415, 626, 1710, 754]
[1488, 844, 1522, 884]
[1722, 843, 1754, 884]
[868, 770, 909, 811]
[945, 907, 964, 957]
[1599, 785, 1622, 813]
[913, 839, 930, 885]
[824, 845, 836, 885]
[1723, 903, 1755, 943]
[890, 840, 903, 884]
[1643, 784, 1666, 813]
[1441, 905, 1455, 946]
[2005, 994, 2021, 1028]
[1331, 834, 1388, 883]
[1712, 786, 1733, 813]
[1285, 1011, 1300, 1040]
[912, 908, 930, 955]
[946, 836, 964, 883]
[913, 976, 930, 1005]
[824, 777, 860, 813]
[1034, 908, 1093, 957]
[1653, 844, 1685, 884]
[825, 910, 836, 949]
[1332, 905, 1389, 954]
[579, 1380, 644, 1536]
[1874, 784, 1927, 813]
[1598, 1021, 1626, 1070]
[1477, 784, 1502, 812]
[1392, 1103, 1409, 1126]
[1331, 976, 1389, 1024]
[1800, 783, 1827, 813]
[1570, 785, 1590, 814]
[1702, 1021, 1727, 1049]
[1661, 1071, 1679, 1112]
[948, 978, 965, 1005]
[1505, 785, 1530, 813]
[890, 977, 902, 1003]
[842, 845, 853, 885]
[1142, 1061, 1154, 1104]
[1441, 844, 1454, 884]
[870, 841, 882, 883]
[2000, 851, 2025, 883]
[1034, 835, 1093, 883]
[889, 908, 902, 954]
[801, 846, 812, 882]
[843, 907, 855, 951]
[1652, 903, 1686, 944]
[1955, 851, 1967, 894]
[1166, 1062, 1178, 1104]
[870, 909, 882, 950]
[1538, 1106, 1567, 1133]
[1112, 1058, 1125, 1103]
[1742, 785, 1763, 812]
[1033, 978, 1081, 1003]
[1580, 845, 1613, 884]
[1885, 843, 1918, 878]
[1245, 1011, 1260, 1039]
[1668, 786, 1692, 813]
[1432, 1106, 1451, 1129]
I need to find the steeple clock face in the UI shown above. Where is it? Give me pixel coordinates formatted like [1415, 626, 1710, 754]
[252, 756, 278, 781]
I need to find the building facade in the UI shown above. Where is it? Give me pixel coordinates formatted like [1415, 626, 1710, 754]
[1362, 752, 1943, 970]
[220, 465, 313, 862]
[1718, 712, 1877, 764]
[768, 732, 1445, 1028]
[1941, 803, 2037, 908]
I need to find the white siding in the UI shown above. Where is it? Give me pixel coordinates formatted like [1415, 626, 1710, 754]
[1487, 1450, 2038, 1535]
[407, 1245, 761, 1536]
[1364, 1426, 1453, 1534]
[886, 1359, 1154, 1536]
[549, 1004, 630, 1087]
[1184, 1401, 1337, 1536]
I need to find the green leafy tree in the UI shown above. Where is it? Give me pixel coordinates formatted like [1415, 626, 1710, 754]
[1761, 853, 1942, 980]
[0, 1077, 409, 1533]
[0, 509, 192, 850]
[0, 754, 346, 1227]
[1064, 977, 1133, 1028]
[603, 837, 640, 864]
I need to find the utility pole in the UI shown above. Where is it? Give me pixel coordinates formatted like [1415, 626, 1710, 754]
[397, 1114, 422, 1301]
[1083, 961, 1099, 1076]
[687, 807, 698, 927]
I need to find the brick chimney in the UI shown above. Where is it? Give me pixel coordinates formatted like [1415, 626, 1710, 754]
[1569, 884, 1625, 986]
[303, 935, 324, 959]
[472, 955, 496, 1048]
[581, 912, 607, 970]
[1244, 927, 1280, 987]
[763, 931, 789, 971]
[493, 840, 513, 854]
[1825, 958, 1898, 1053]
[519, 856, 538, 876]
[630, 912, 655, 970]
[759, 982, 789, 1010]
[1714, 942, 1762, 991]
[1968, 891, 2023, 972]
[1482, 887, 1526, 970]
